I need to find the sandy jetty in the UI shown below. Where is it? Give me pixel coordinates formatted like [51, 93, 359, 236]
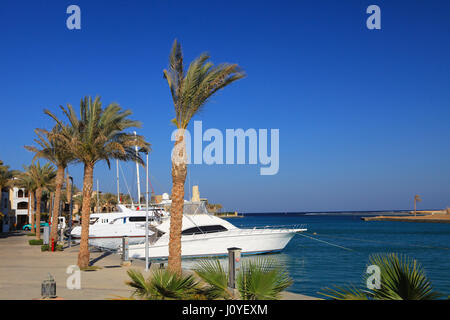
[0, 232, 317, 300]
[362, 213, 450, 223]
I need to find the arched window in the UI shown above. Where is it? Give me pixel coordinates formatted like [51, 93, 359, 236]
[18, 190, 24, 198]
[17, 202, 28, 210]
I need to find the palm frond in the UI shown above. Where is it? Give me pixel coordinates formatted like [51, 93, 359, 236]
[194, 259, 232, 300]
[164, 39, 245, 129]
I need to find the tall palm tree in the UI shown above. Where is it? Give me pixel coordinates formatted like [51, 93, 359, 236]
[0, 160, 17, 230]
[101, 192, 118, 212]
[414, 194, 422, 216]
[163, 39, 245, 274]
[194, 258, 293, 300]
[25, 162, 56, 239]
[25, 126, 75, 244]
[45, 96, 150, 268]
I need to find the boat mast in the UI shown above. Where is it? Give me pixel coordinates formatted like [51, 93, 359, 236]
[134, 131, 141, 208]
[145, 151, 149, 271]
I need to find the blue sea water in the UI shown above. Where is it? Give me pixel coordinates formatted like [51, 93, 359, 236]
[217, 214, 450, 298]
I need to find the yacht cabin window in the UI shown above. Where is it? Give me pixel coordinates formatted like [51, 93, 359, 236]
[182, 225, 228, 235]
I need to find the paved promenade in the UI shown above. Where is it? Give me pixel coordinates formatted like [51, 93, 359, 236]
[0, 232, 318, 300]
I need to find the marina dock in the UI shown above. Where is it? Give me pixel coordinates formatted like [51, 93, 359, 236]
[0, 232, 318, 300]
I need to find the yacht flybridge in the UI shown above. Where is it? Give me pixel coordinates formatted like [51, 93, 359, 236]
[127, 203, 307, 260]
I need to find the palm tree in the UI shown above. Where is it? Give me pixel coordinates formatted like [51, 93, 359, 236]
[319, 253, 442, 300]
[15, 171, 36, 231]
[163, 39, 245, 274]
[25, 162, 56, 239]
[101, 193, 118, 212]
[45, 96, 150, 268]
[65, 173, 72, 214]
[414, 194, 422, 216]
[25, 126, 75, 245]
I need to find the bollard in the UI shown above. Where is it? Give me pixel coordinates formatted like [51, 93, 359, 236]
[51, 238, 55, 252]
[41, 274, 56, 299]
[43, 226, 50, 245]
[227, 247, 242, 290]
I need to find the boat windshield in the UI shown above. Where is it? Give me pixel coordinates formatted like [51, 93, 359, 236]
[89, 217, 99, 225]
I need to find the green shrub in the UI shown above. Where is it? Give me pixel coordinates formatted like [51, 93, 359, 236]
[319, 253, 442, 300]
[41, 244, 63, 251]
[80, 266, 102, 271]
[29, 239, 43, 245]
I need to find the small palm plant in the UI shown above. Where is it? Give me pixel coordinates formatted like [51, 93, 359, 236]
[319, 253, 442, 300]
[25, 162, 56, 240]
[46, 96, 150, 268]
[125, 269, 199, 300]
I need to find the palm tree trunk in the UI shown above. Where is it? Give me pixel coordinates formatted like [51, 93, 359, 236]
[66, 173, 72, 226]
[66, 173, 72, 209]
[0, 184, 3, 231]
[35, 188, 42, 240]
[168, 132, 187, 274]
[77, 163, 94, 268]
[30, 191, 35, 234]
[50, 166, 65, 245]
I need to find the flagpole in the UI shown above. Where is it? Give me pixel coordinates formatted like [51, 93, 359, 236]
[116, 159, 120, 204]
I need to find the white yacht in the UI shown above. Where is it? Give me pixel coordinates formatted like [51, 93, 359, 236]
[70, 204, 168, 250]
[127, 204, 307, 260]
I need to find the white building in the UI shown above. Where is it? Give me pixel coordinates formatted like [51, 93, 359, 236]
[1, 187, 30, 232]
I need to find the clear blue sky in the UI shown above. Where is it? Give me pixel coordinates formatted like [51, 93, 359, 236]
[1, 0, 449, 212]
